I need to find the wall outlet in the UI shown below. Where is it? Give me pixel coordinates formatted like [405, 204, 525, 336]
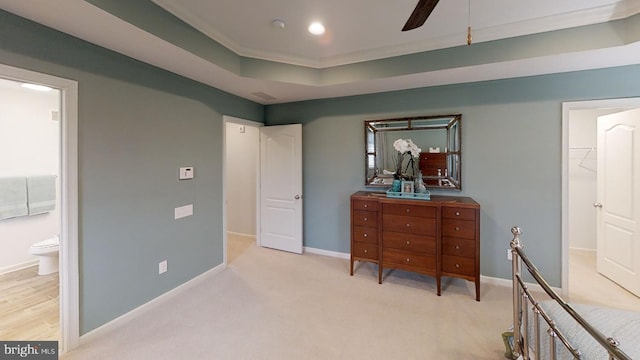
[507, 249, 512, 261]
[159, 260, 168, 274]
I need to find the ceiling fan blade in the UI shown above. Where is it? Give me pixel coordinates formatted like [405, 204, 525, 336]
[402, 0, 440, 31]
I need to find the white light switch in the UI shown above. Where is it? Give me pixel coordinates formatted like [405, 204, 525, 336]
[179, 167, 194, 180]
[159, 260, 168, 274]
[174, 204, 193, 219]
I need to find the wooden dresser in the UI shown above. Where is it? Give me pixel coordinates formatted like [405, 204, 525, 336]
[350, 191, 480, 301]
[419, 152, 447, 186]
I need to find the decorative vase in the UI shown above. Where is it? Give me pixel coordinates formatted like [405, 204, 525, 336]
[391, 179, 401, 192]
[415, 171, 427, 194]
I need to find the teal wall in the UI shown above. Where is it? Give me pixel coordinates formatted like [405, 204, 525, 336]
[0, 10, 263, 334]
[265, 66, 640, 286]
[1, 5, 639, 336]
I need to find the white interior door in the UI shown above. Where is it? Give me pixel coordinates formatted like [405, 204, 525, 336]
[596, 108, 640, 296]
[259, 124, 303, 254]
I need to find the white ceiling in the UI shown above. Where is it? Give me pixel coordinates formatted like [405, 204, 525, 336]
[1, 0, 639, 104]
[151, 0, 635, 68]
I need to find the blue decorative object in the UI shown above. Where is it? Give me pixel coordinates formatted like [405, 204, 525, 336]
[391, 179, 401, 192]
[386, 189, 430, 200]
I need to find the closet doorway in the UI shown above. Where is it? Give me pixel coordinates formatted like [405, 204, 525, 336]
[0, 64, 79, 352]
[562, 98, 640, 312]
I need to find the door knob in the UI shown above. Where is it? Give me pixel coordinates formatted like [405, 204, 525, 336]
[593, 202, 603, 208]
[295, 195, 301, 199]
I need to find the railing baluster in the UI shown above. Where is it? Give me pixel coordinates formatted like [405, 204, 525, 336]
[549, 328, 557, 360]
[509, 226, 632, 360]
[534, 309, 540, 359]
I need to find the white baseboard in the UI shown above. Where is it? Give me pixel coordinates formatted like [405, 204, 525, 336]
[80, 263, 226, 344]
[481, 275, 562, 294]
[568, 247, 596, 255]
[0, 259, 38, 275]
[304, 246, 350, 259]
[227, 231, 256, 238]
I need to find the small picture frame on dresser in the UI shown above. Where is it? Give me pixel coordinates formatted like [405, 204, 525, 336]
[401, 180, 414, 193]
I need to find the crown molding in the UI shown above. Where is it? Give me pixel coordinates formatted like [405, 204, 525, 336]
[152, 0, 640, 69]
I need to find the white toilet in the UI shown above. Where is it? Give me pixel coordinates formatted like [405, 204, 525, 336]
[29, 235, 60, 275]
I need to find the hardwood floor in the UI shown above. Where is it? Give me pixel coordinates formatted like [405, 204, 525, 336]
[227, 233, 255, 264]
[0, 266, 59, 341]
[568, 249, 640, 313]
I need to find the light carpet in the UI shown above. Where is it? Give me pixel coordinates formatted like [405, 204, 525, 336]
[62, 238, 513, 359]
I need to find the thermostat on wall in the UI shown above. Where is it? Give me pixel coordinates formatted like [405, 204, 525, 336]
[179, 167, 194, 180]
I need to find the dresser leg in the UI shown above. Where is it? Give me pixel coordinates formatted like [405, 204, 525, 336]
[475, 280, 480, 301]
[350, 258, 354, 276]
[436, 277, 441, 296]
[378, 266, 382, 284]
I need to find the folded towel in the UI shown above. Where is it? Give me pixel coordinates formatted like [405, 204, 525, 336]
[0, 177, 29, 220]
[27, 175, 56, 215]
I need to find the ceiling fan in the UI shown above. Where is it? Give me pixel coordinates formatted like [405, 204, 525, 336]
[402, 0, 440, 32]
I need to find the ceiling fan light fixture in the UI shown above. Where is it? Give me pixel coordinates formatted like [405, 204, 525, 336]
[308, 22, 325, 35]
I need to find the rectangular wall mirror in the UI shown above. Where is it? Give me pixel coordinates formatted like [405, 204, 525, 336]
[365, 114, 461, 190]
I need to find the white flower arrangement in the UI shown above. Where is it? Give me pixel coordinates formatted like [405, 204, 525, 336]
[392, 138, 421, 179]
[393, 138, 421, 158]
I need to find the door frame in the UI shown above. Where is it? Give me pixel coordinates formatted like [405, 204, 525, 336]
[561, 97, 640, 297]
[0, 64, 79, 351]
[222, 115, 263, 265]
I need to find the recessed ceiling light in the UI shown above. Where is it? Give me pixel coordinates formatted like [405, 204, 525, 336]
[271, 19, 285, 29]
[21, 83, 52, 92]
[308, 22, 325, 35]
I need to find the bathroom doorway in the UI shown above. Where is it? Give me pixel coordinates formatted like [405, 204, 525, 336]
[223, 116, 262, 265]
[0, 77, 60, 342]
[562, 98, 640, 312]
[0, 64, 79, 352]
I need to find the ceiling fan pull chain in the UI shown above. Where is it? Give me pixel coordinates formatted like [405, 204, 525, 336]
[467, 0, 473, 45]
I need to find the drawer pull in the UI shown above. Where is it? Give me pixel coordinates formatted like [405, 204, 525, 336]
[455, 226, 460, 231]
[455, 264, 460, 268]
[406, 240, 410, 245]
[455, 245, 460, 250]
[363, 233, 368, 238]
[364, 204, 368, 208]
[406, 223, 410, 227]
[364, 249, 368, 253]
[406, 208, 410, 213]
[363, 217, 368, 222]
[406, 258, 410, 262]
[455, 211, 461, 216]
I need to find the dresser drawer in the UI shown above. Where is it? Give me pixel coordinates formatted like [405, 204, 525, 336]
[442, 237, 475, 258]
[442, 207, 476, 221]
[383, 249, 435, 272]
[352, 199, 379, 211]
[352, 210, 378, 228]
[383, 215, 436, 236]
[383, 231, 435, 254]
[441, 219, 475, 239]
[353, 241, 378, 260]
[382, 203, 436, 218]
[442, 255, 475, 276]
[353, 226, 378, 245]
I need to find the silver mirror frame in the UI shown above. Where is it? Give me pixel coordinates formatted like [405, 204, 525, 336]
[364, 114, 462, 190]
